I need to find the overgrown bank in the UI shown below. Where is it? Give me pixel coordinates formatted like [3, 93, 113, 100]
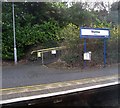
[2, 2, 119, 67]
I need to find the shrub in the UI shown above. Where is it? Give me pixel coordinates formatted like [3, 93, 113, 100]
[58, 22, 119, 67]
[2, 20, 60, 60]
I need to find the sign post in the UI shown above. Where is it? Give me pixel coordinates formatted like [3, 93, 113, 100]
[103, 38, 107, 67]
[84, 38, 87, 67]
[80, 27, 110, 68]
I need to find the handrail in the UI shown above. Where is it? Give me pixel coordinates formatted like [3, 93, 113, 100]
[31, 46, 66, 54]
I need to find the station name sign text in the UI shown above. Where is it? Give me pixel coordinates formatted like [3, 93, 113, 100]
[80, 27, 110, 38]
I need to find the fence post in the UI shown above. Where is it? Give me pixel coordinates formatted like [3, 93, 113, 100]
[84, 38, 87, 68]
[42, 52, 44, 65]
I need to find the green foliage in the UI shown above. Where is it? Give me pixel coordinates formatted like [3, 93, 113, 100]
[2, 2, 60, 60]
[2, 19, 59, 59]
[93, 20, 111, 28]
[110, 25, 119, 40]
[107, 25, 119, 64]
[58, 23, 80, 47]
[58, 21, 119, 66]
[2, 1, 119, 65]
[66, 2, 99, 26]
[57, 23, 81, 64]
[2, 2, 69, 60]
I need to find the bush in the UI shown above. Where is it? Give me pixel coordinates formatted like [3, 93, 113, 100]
[58, 23, 80, 47]
[107, 25, 119, 64]
[2, 20, 60, 60]
[58, 23, 119, 67]
[57, 23, 81, 65]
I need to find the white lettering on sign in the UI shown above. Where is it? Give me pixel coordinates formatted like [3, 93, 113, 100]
[81, 29, 109, 37]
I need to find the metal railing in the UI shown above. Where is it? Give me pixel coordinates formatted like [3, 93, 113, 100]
[31, 46, 66, 65]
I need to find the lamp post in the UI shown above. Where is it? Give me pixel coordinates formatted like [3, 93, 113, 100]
[12, 2, 17, 64]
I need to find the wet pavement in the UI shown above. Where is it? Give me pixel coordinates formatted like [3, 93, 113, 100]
[2, 62, 118, 88]
[1, 62, 119, 107]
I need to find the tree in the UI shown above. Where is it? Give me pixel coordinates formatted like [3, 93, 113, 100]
[2, 2, 64, 60]
[65, 2, 98, 26]
[107, 1, 120, 25]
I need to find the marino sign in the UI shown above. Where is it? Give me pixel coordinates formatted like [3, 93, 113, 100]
[80, 27, 110, 67]
[80, 27, 110, 38]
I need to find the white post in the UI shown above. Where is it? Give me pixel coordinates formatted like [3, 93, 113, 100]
[41, 52, 44, 65]
[12, 3, 17, 64]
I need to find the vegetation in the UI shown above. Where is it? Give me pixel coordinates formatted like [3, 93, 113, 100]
[2, 1, 119, 66]
[2, 2, 64, 59]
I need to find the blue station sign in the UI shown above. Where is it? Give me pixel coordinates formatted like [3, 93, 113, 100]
[80, 27, 110, 38]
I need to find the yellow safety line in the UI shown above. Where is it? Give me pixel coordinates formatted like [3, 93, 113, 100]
[0, 74, 118, 92]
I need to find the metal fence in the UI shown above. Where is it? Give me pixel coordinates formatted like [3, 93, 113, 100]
[30, 46, 66, 65]
[30, 39, 118, 67]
